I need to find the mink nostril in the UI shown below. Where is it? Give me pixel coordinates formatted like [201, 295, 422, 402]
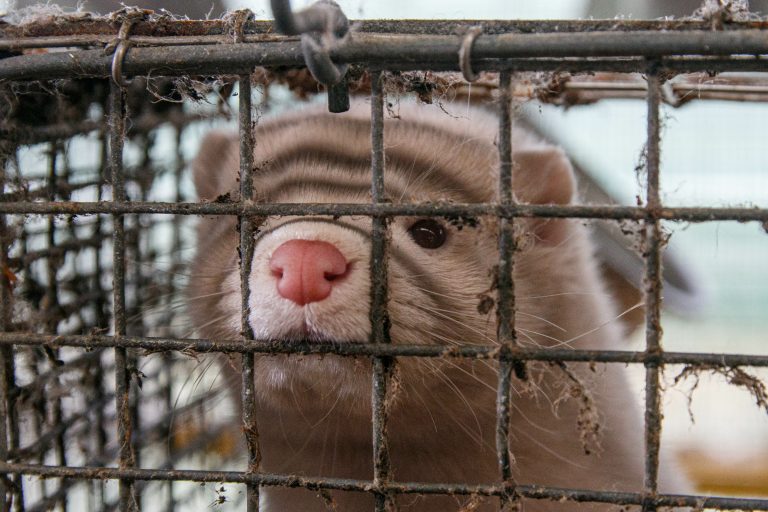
[324, 263, 350, 282]
[269, 262, 285, 279]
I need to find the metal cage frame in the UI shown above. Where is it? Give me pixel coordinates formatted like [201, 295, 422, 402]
[1, 3, 768, 511]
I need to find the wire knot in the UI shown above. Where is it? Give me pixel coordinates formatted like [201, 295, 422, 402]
[270, 0, 350, 112]
[227, 9, 254, 43]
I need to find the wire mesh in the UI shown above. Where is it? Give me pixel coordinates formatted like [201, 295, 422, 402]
[0, 5, 767, 512]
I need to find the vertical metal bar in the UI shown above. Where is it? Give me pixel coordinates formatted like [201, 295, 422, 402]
[44, 142, 59, 331]
[642, 64, 664, 512]
[495, 70, 519, 511]
[369, 70, 394, 511]
[6, 354, 22, 512]
[11, 152, 31, 512]
[163, 124, 186, 512]
[92, 133, 109, 507]
[0, 150, 14, 512]
[161, 361, 175, 510]
[127, 137, 153, 476]
[237, 75, 261, 512]
[45, 142, 68, 512]
[44, 141, 59, 333]
[0, 148, 23, 512]
[60, 150, 82, 512]
[0, 335, 10, 512]
[109, 81, 137, 512]
[88, 354, 108, 503]
[20, 214, 40, 512]
[62, 145, 88, 332]
[27, 359, 45, 511]
[7, 153, 23, 512]
[95, 133, 110, 330]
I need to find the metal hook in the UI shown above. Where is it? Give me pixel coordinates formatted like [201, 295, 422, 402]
[271, 0, 348, 39]
[459, 26, 484, 83]
[109, 14, 140, 88]
[270, 0, 350, 112]
[661, 80, 682, 107]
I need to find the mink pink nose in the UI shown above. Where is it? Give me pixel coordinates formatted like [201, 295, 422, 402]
[269, 240, 349, 306]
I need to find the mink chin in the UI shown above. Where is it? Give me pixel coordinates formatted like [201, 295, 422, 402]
[187, 101, 691, 511]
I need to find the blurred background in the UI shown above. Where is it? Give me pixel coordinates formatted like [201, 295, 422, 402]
[2, 0, 767, 502]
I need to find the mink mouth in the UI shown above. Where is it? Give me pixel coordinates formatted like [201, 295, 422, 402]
[263, 320, 359, 345]
[249, 308, 368, 345]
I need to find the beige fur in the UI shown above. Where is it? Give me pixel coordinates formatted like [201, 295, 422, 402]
[188, 101, 687, 511]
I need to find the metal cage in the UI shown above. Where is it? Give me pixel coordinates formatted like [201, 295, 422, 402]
[1, 1, 768, 511]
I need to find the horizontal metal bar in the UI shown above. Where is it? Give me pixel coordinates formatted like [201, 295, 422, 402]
[8, 219, 163, 266]
[381, 56, 768, 74]
[0, 110, 211, 145]
[9, 234, 106, 266]
[4, 30, 768, 81]
[0, 333, 766, 367]
[0, 179, 104, 203]
[9, 350, 102, 400]
[1, 463, 767, 510]
[0, 33, 285, 50]
[349, 30, 768, 60]
[1, 200, 766, 222]
[571, 80, 768, 95]
[4, 19, 768, 47]
[10, 393, 112, 460]
[558, 78, 768, 105]
[6, 23, 767, 52]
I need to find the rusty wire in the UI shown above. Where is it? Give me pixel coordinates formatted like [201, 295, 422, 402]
[368, 70, 395, 511]
[495, 69, 519, 510]
[1, 5, 768, 512]
[642, 66, 664, 512]
[237, 70, 262, 510]
[2, 462, 768, 510]
[1, 332, 767, 367]
[1, 200, 766, 222]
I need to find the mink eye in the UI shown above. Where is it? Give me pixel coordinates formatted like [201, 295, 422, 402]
[407, 219, 447, 249]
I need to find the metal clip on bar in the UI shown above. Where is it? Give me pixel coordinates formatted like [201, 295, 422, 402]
[459, 26, 483, 82]
[106, 9, 146, 87]
[270, 0, 350, 113]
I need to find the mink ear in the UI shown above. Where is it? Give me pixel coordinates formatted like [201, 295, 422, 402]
[191, 131, 240, 201]
[512, 147, 576, 245]
[513, 146, 575, 205]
